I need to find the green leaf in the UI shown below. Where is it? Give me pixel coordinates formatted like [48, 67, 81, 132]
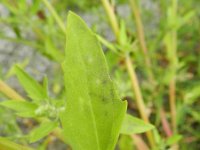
[96, 34, 118, 54]
[14, 66, 48, 102]
[29, 121, 58, 143]
[120, 114, 154, 134]
[30, 0, 40, 14]
[177, 11, 195, 29]
[44, 37, 64, 62]
[166, 134, 182, 146]
[119, 20, 127, 46]
[6, 59, 29, 78]
[0, 137, 33, 150]
[0, 101, 38, 117]
[184, 84, 200, 105]
[60, 11, 127, 150]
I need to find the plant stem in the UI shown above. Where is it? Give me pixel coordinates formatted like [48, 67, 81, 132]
[125, 55, 155, 148]
[160, 108, 173, 137]
[125, 56, 148, 123]
[101, 0, 155, 147]
[0, 79, 24, 100]
[169, 0, 178, 133]
[42, 0, 66, 34]
[169, 79, 176, 132]
[101, 0, 120, 40]
[129, 0, 154, 83]
[131, 134, 149, 150]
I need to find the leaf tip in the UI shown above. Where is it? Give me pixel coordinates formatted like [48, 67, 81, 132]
[67, 11, 80, 22]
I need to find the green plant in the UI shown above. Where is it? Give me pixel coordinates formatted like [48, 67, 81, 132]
[0, 12, 154, 150]
[0, 0, 200, 149]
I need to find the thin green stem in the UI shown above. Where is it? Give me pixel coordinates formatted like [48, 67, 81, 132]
[169, 0, 178, 133]
[169, 78, 176, 132]
[101, 0, 120, 40]
[125, 55, 155, 148]
[42, 0, 66, 34]
[129, 0, 154, 84]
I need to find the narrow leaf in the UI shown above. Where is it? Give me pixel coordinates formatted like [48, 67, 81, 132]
[14, 66, 48, 102]
[96, 34, 118, 54]
[178, 11, 195, 28]
[185, 84, 200, 104]
[166, 134, 182, 146]
[60, 12, 127, 150]
[0, 100, 38, 114]
[29, 121, 58, 143]
[0, 137, 33, 150]
[119, 20, 127, 45]
[120, 114, 154, 134]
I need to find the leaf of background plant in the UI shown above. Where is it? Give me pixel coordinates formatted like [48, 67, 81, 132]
[120, 114, 154, 134]
[60, 12, 127, 150]
[0, 137, 33, 150]
[184, 84, 200, 105]
[14, 66, 48, 102]
[166, 134, 182, 146]
[177, 11, 195, 29]
[44, 37, 64, 62]
[119, 20, 128, 46]
[6, 59, 29, 79]
[30, 0, 40, 14]
[96, 34, 118, 54]
[29, 121, 58, 143]
[0, 101, 38, 114]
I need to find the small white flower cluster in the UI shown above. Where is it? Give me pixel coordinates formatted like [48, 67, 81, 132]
[35, 104, 65, 119]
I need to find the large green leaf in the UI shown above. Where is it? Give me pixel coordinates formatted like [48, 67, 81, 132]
[60, 12, 127, 150]
[14, 66, 48, 102]
[120, 114, 155, 134]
